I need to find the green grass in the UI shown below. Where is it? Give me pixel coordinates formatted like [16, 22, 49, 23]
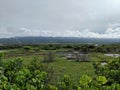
[49, 57, 95, 84]
[3, 51, 114, 84]
[88, 52, 115, 62]
[3, 55, 43, 65]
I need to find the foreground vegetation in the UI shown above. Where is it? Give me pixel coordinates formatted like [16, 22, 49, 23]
[1, 56, 120, 90]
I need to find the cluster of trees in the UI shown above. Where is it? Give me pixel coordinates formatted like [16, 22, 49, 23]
[93, 57, 120, 85]
[36, 44, 120, 53]
[0, 57, 55, 90]
[0, 45, 22, 50]
[95, 44, 120, 53]
[0, 44, 120, 53]
[1, 56, 120, 90]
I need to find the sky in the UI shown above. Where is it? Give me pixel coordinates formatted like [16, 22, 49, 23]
[0, 0, 120, 38]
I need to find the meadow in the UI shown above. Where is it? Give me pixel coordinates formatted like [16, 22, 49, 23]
[0, 44, 120, 89]
[2, 47, 115, 84]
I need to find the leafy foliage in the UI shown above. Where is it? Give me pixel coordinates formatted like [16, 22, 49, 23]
[0, 58, 47, 90]
[1, 55, 120, 90]
[93, 57, 120, 84]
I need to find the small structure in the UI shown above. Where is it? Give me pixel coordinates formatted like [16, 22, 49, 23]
[43, 52, 55, 62]
[66, 51, 89, 62]
[66, 53, 76, 60]
[76, 54, 89, 62]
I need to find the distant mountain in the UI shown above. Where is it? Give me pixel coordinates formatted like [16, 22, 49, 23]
[0, 36, 119, 45]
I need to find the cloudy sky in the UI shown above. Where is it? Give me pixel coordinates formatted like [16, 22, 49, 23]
[0, 0, 120, 38]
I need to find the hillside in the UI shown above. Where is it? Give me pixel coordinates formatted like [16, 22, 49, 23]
[0, 36, 119, 45]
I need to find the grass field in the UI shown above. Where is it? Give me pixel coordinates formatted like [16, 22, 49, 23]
[3, 50, 115, 84]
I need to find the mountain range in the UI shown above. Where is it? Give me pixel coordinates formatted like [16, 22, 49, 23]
[0, 36, 119, 45]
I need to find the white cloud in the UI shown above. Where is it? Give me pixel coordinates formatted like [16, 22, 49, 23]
[1, 0, 120, 33]
[0, 23, 120, 38]
[0, 27, 32, 38]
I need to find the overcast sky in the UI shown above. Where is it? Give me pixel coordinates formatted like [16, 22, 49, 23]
[0, 0, 120, 38]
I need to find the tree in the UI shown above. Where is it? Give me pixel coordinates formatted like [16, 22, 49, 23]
[23, 46, 32, 52]
[93, 57, 120, 85]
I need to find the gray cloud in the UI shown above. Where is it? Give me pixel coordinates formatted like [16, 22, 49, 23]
[0, 0, 120, 38]
[0, 23, 120, 38]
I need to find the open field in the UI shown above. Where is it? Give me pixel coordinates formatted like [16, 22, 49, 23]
[3, 49, 116, 84]
[0, 44, 120, 89]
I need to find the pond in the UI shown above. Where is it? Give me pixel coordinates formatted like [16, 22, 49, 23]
[104, 54, 120, 58]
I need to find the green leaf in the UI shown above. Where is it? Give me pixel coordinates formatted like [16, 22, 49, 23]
[80, 74, 92, 86]
[96, 76, 107, 85]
